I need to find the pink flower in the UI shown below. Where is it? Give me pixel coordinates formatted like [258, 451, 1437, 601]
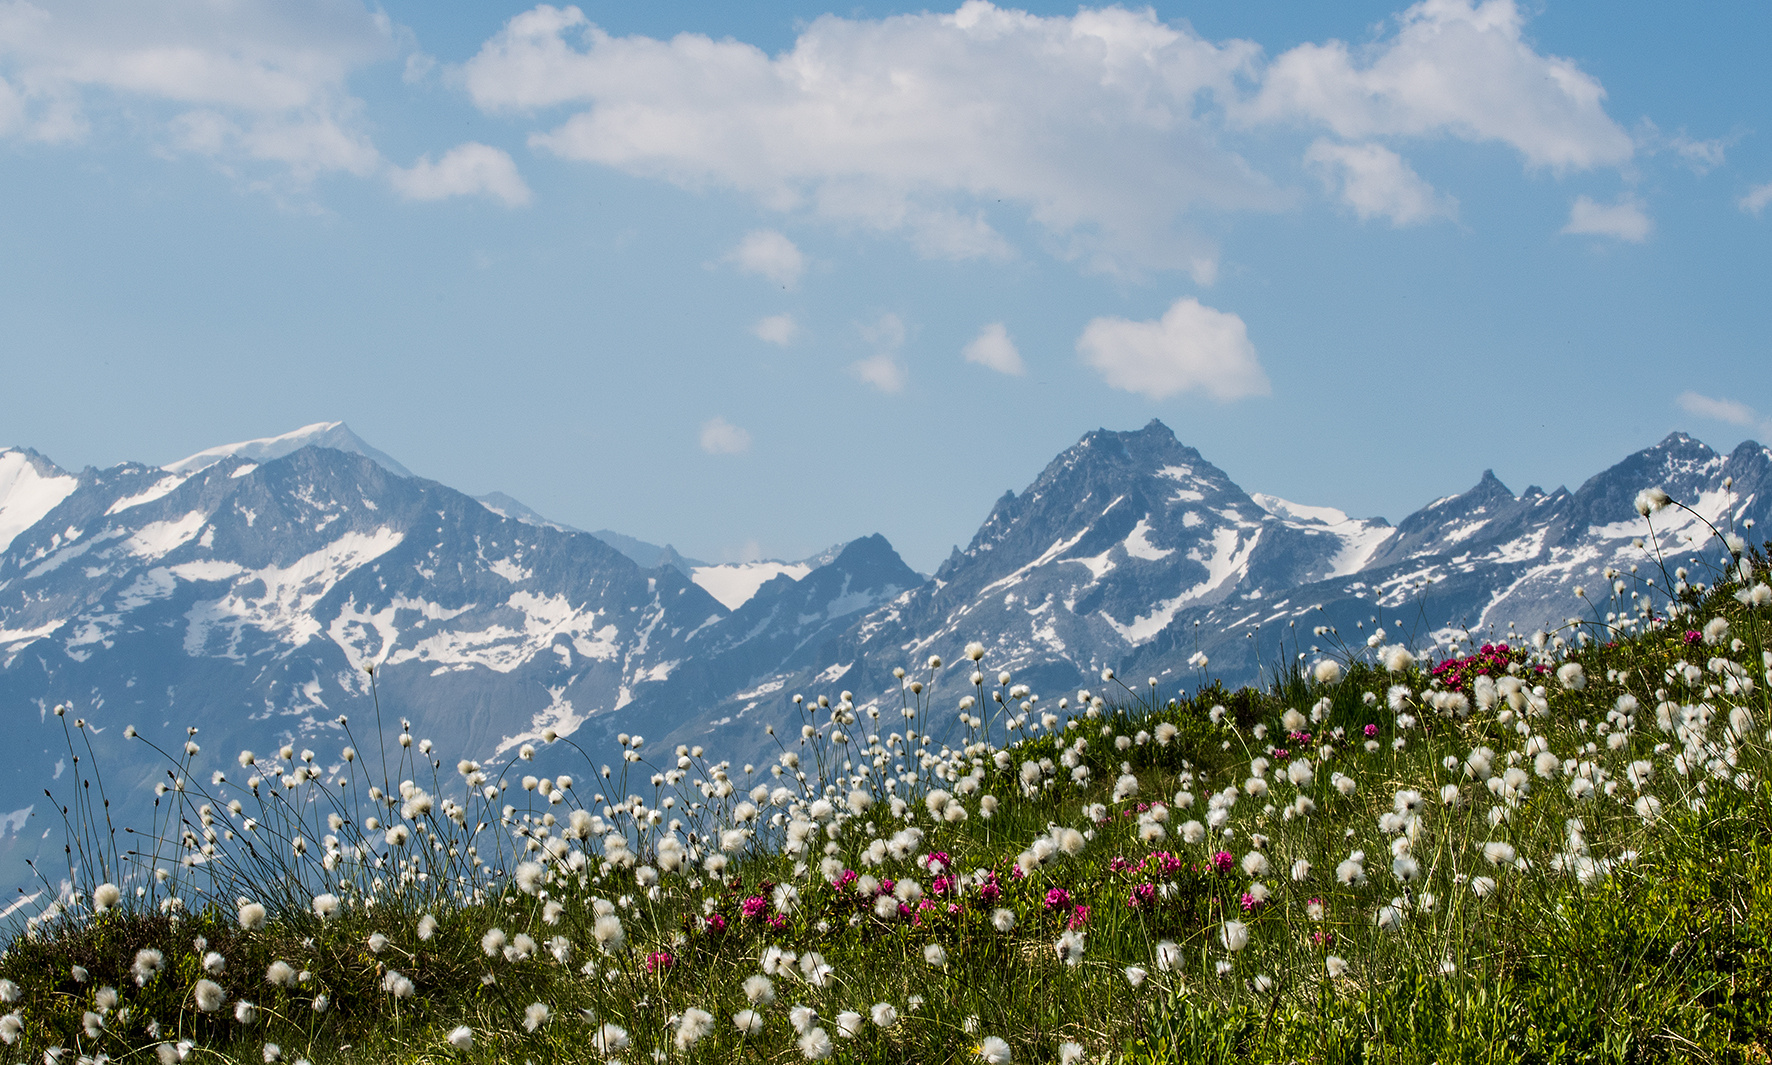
[1363, 724, 1379, 738]
[767, 914, 787, 930]
[1044, 887, 1073, 911]
[705, 914, 727, 934]
[741, 896, 769, 920]
[1127, 883, 1156, 909]
[643, 951, 674, 974]
[979, 879, 1001, 904]
[1211, 852, 1235, 875]
[1068, 906, 1090, 929]
[1239, 892, 1262, 912]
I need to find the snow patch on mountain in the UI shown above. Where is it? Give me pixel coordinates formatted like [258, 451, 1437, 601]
[385, 591, 621, 674]
[1123, 517, 1172, 560]
[693, 561, 811, 610]
[165, 422, 413, 478]
[183, 528, 406, 658]
[1253, 492, 1395, 576]
[106, 474, 192, 515]
[494, 686, 590, 756]
[0, 450, 77, 553]
[1105, 525, 1264, 644]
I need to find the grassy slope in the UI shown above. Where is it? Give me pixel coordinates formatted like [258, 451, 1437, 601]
[3, 550, 1772, 1064]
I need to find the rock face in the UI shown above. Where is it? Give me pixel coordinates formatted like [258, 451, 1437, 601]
[0, 421, 1766, 894]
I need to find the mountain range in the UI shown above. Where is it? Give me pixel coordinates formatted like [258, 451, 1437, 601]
[0, 419, 1764, 898]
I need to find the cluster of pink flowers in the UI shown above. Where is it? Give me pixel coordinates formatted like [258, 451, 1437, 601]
[741, 895, 770, 920]
[978, 874, 1002, 903]
[1044, 887, 1072, 911]
[1239, 892, 1263, 913]
[1211, 851, 1235, 875]
[1363, 723, 1379, 738]
[1127, 882, 1156, 909]
[704, 914, 727, 934]
[643, 950, 674, 974]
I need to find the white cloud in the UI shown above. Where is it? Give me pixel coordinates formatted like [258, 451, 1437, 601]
[1740, 183, 1772, 217]
[851, 313, 908, 392]
[850, 353, 907, 394]
[1076, 297, 1269, 402]
[1304, 139, 1455, 225]
[860, 313, 906, 352]
[1635, 119, 1728, 175]
[1561, 195, 1651, 242]
[698, 416, 752, 455]
[752, 313, 798, 345]
[962, 322, 1024, 376]
[727, 230, 804, 288]
[464, 2, 1272, 275]
[0, 0, 398, 178]
[389, 142, 531, 206]
[463, 1, 1632, 274]
[1247, 0, 1632, 172]
[1676, 391, 1772, 439]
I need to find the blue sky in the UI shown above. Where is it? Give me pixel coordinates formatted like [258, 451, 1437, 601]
[1, 0, 1767, 572]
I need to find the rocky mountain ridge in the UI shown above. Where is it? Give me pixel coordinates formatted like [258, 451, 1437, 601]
[0, 420, 1763, 896]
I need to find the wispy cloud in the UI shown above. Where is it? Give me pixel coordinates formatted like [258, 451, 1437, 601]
[751, 314, 798, 346]
[1677, 391, 1772, 440]
[698, 416, 751, 455]
[851, 313, 908, 394]
[389, 143, 531, 206]
[1562, 195, 1651, 242]
[1305, 139, 1456, 226]
[1740, 183, 1772, 217]
[465, 0, 1632, 275]
[726, 230, 804, 289]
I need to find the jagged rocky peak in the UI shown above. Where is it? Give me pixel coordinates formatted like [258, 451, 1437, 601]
[947, 419, 1252, 579]
[803, 534, 921, 610]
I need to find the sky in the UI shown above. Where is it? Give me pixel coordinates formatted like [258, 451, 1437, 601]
[0, 0, 1768, 573]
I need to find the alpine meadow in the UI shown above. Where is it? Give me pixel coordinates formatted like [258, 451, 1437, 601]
[3, 0, 1771, 1062]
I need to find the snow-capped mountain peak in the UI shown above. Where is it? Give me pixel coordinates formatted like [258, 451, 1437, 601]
[0, 448, 78, 553]
[164, 422, 414, 478]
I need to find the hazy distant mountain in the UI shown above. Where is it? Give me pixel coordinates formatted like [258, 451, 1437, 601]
[164, 421, 414, 479]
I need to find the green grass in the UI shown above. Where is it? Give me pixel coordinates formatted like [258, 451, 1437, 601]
[4, 538, 1772, 1064]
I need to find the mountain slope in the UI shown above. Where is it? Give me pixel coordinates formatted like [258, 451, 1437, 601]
[0, 445, 732, 891]
[2, 420, 1767, 897]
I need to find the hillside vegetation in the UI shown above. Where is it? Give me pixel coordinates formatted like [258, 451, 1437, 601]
[3, 493, 1771, 1064]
